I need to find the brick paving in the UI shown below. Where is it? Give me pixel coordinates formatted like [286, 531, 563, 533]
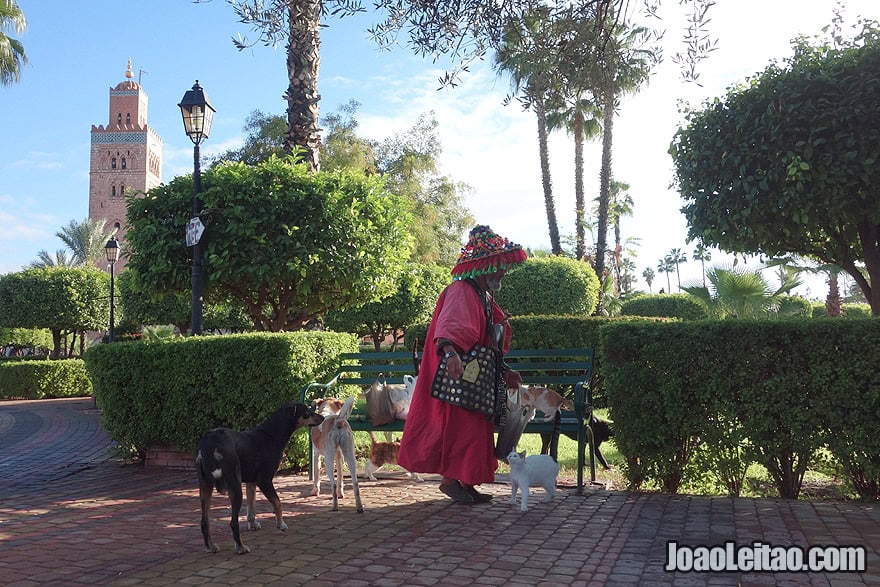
[0, 398, 878, 586]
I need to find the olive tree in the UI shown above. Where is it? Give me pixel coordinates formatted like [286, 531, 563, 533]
[125, 156, 413, 331]
[671, 21, 880, 315]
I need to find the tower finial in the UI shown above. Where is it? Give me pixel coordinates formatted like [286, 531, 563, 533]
[125, 58, 133, 79]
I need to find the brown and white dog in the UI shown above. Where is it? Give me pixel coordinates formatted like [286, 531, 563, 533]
[310, 396, 363, 512]
[365, 431, 424, 482]
[195, 401, 323, 554]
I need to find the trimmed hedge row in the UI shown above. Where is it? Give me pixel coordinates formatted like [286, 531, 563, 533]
[600, 319, 880, 500]
[83, 331, 358, 464]
[0, 358, 92, 400]
[620, 294, 708, 320]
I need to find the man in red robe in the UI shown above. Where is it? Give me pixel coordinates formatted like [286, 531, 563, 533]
[399, 225, 526, 504]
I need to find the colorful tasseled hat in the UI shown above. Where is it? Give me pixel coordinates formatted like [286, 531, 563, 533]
[451, 225, 528, 279]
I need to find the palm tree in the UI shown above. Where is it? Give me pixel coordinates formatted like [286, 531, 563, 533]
[494, 8, 563, 254]
[692, 243, 712, 287]
[31, 218, 114, 268]
[682, 266, 803, 319]
[585, 21, 658, 289]
[657, 257, 673, 293]
[642, 267, 655, 293]
[668, 247, 687, 291]
[29, 250, 76, 269]
[606, 180, 634, 290]
[0, 0, 27, 86]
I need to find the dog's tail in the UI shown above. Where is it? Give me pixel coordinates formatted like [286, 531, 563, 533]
[196, 444, 230, 494]
[336, 396, 355, 426]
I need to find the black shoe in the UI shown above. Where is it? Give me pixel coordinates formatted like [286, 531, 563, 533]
[465, 485, 493, 503]
[439, 482, 475, 504]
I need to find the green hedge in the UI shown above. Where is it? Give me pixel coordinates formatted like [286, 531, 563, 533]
[493, 257, 600, 316]
[0, 358, 91, 399]
[600, 319, 880, 500]
[83, 331, 358, 464]
[620, 294, 708, 320]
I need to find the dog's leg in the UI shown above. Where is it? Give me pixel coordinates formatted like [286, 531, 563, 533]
[245, 483, 261, 531]
[229, 484, 250, 554]
[326, 444, 340, 511]
[199, 481, 219, 553]
[258, 482, 288, 531]
[311, 441, 322, 496]
[343, 445, 364, 513]
[334, 451, 345, 498]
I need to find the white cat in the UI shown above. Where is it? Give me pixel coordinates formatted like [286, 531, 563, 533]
[507, 450, 560, 512]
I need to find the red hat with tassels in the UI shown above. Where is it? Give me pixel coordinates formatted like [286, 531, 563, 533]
[451, 225, 528, 279]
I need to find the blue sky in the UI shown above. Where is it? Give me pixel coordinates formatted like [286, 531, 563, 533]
[2, 0, 878, 298]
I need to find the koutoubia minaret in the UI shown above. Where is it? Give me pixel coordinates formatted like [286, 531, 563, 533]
[89, 60, 163, 268]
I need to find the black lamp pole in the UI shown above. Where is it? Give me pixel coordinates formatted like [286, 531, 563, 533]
[104, 237, 119, 343]
[178, 80, 215, 336]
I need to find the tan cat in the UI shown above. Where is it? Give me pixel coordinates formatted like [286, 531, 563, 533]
[509, 385, 574, 422]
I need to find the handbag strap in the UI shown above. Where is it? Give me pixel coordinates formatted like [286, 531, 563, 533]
[462, 278, 495, 348]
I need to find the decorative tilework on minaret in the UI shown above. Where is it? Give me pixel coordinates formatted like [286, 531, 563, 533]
[88, 59, 163, 269]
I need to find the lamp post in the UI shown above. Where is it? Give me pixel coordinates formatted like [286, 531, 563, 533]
[104, 237, 119, 343]
[178, 80, 215, 336]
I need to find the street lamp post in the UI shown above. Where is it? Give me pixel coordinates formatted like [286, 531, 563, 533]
[104, 237, 119, 343]
[178, 80, 215, 336]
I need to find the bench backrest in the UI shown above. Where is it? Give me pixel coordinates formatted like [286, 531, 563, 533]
[334, 348, 594, 392]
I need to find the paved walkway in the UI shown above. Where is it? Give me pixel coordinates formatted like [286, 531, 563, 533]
[0, 398, 877, 586]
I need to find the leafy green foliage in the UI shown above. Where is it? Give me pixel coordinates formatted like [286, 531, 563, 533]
[324, 263, 447, 349]
[671, 21, 880, 314]
[125, 156, 412, 331]
[84, 331, 358, 464]
[494, 257, 600, 316]
[0, 358, 91, 399]
[0, 327, 52, 351]
[620, 293, 707, 320]
[0, 267, 110, 358]
[681, 266, 802, 319]
[600, 319, 880, 499]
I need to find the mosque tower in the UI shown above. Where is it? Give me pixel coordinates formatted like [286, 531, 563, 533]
[88, 59, 163, 268]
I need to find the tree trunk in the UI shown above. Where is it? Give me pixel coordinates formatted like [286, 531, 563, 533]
[285, 0, 323, 172]
[535, 98, 561, 255]
[594, 95, 615, 291]
[574, 111, 585, 260]
[825, 272, 842, 317]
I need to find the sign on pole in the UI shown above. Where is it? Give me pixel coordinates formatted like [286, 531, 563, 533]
[186, 217, 205, 247]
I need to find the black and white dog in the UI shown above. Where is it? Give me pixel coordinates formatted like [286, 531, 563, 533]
[195, 402, 324, 554]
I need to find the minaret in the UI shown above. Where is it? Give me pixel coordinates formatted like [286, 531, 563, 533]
[89, 59, 163, 268]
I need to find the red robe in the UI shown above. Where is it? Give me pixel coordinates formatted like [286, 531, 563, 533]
[398, 279, 511, 486]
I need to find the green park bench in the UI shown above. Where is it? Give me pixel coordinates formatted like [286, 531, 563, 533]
[299, 347, 598, 493]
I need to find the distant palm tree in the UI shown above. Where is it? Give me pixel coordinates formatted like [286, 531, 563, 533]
[642, 267, 655, 293]
[692, 243, 712, 287]
[657, 257, 674, 293]
[0, 0, 27, 86]
[668, 247, 687, 291]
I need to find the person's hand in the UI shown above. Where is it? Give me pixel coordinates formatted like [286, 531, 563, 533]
[445, 353, 463, 379]
[504, 368, 522, 390]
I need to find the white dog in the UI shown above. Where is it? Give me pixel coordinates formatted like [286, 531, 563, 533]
[310, 397, 363, 512]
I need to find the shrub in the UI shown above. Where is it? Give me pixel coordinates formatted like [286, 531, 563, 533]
[84, 331, 357, 465]
[0, 359, 91, 399]
[493, 257, 600, 316]
[620, 294, 707, 320]
[775, 295, 812, 318]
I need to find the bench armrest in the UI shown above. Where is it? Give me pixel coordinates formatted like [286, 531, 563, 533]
[298, 373, 342, 403]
